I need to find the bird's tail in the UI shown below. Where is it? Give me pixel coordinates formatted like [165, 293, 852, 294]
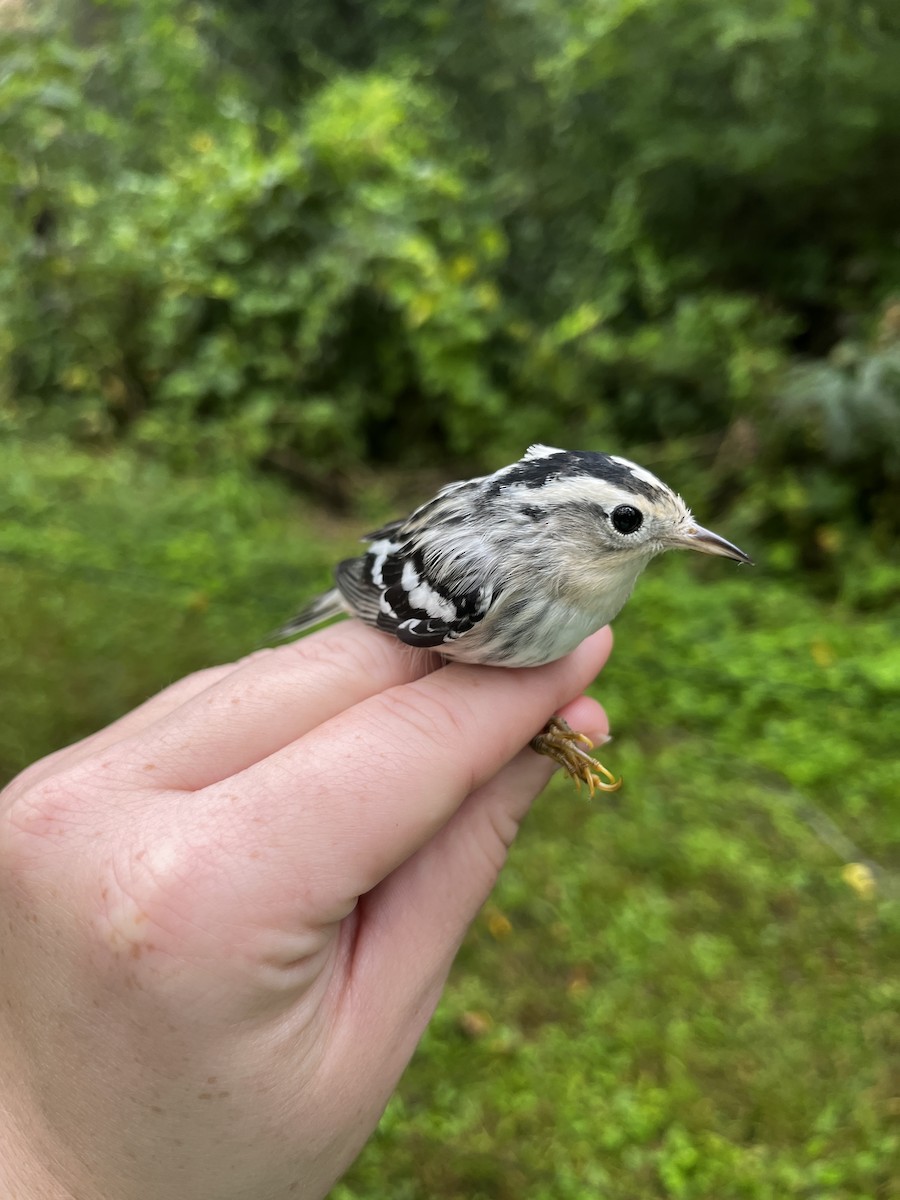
[270, 588, 346, 643]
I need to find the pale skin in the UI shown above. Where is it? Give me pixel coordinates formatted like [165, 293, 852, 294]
[0, 621, 612, 1200]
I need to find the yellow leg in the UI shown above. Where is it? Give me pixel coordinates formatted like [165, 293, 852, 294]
[530, 715, 622, 796]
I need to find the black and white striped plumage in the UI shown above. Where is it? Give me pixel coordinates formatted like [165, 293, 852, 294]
[277, 445, 750, 667]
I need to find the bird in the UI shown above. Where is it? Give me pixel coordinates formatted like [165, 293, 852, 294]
[275, 445, 752, 792]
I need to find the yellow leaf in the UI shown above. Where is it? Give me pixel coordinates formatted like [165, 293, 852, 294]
[209, 275, 238, 300]
[487, 913, 512, 940]
[841, 862, 876, 899]
[458, 1010, 493, 1038]
[70, 182, 98, 207]
[60, 365, 91, 390]
[810, 639, 835, 668]
[815, 526, 843, 554]
[407, 294, 435, 328]
[449, 255, 476, 282]
[474, 282, 500, 312]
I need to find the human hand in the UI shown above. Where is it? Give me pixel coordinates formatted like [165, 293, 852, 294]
[0, 621, 612, 1200]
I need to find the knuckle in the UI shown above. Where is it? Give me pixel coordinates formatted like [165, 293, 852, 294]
[93, 837, 203, 963]
[166, 663, 235, 697]
[0, 769, 115, 901]
[0, 778, 225, 982]
[129, 665, 237, 720]
[374, 679, 470, 749]
[1, 770, 90, 863]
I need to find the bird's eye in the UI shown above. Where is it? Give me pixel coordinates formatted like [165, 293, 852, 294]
[611, 505, 643, 534]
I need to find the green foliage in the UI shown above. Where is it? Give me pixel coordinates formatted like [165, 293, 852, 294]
[727, 309, 900, 588]
[783, 336, 900, 476]
[777, 311, 900, 519]
[3, 0, 900, 548]
[2, 437, 898, 1198]
[1, 5, 513, 471]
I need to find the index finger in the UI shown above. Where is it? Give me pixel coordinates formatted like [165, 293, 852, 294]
[88, 621, 442, 791]
[210, 627, 614, 922]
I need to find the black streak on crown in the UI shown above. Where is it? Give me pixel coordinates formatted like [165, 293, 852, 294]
[487, 450, 663, 503]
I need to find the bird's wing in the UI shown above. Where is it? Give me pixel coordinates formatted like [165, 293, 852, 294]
[337, 540, 488, 650]
[362, 517, 406, 541]
[334, 555, 383, 625]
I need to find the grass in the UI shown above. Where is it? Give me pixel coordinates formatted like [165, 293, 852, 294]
[2, 437, 898, 1199]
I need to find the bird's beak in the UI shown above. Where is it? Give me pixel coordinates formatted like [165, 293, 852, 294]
[676, 524, 753, 565]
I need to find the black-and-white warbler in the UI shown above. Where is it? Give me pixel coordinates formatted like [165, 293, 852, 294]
[277, 445, 751, 791]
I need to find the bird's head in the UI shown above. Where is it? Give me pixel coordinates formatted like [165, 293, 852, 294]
[491, 445, 752, 569]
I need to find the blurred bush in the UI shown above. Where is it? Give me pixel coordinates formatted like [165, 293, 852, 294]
[2, 0, 900, 553]
[0, 7, 512, 471]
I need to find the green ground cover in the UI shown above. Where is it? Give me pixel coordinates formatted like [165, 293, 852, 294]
[2, 438, 897, 1198]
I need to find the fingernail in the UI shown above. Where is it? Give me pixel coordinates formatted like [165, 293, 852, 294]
[590, 732, 612, 747]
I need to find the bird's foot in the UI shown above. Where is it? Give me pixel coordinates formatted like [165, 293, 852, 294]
[530, 715, 622, 796]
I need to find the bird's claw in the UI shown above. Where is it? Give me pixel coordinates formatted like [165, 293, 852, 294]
[530, 715, 622, 795]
